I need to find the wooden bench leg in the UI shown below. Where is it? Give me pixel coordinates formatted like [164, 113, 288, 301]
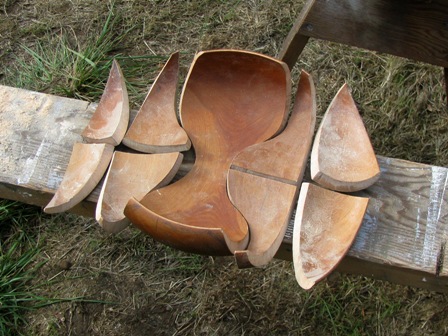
[277, 0, 316, 70]
[445, 67, 448, 106]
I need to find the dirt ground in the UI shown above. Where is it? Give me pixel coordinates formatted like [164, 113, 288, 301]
[1, 0, 448, 335]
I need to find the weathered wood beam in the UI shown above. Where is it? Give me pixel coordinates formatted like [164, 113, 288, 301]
[279, 0, 448, 68]
[1, 85, 447, 292]
[278, 0, 448, 106]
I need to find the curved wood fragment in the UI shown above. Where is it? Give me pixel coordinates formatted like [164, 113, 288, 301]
[293, 183, 369, 289]
[229, 170, 297, 267]
[311, 84, 380, 192]
[229, 71, 316, 267]
[82, 59, 129, 146]
[96, 151, 183, 234]
[123, 52, 191, 153]
[125, 198, 244, 255]
[44, 143, 114, 214]
[125, 50, 291, 255]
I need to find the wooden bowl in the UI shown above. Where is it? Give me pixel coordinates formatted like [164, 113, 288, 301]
[125, 50, 290, 255]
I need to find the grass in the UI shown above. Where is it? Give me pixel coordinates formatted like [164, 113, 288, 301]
[0, 0, 447, 335]
[3, 4, 169, 105]
[8, 7, 120, 100]
[0, 201, 94, 335]
[0, 229, 44, 335]
[0, 200, 41, 335]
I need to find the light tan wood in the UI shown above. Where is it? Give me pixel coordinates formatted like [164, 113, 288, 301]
[96, 151, 183, 233]
[82, 60, 129, 146]
[311, 84, 380, 192]
[123, 52, 191, 153]
[44, 143, 114, 214]
[293, 183, 369, 289]
[124, 50, 291, 255]
[228, 71, 316, 267]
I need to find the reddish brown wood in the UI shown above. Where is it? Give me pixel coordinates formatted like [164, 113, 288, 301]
[229, 171, 298, 267]
[124, 50, 291, 255]
[96, 151, 183, 233]
[44, 143, 114, 214]
[311, 84, 380, 192]
[82, 60, 129, 146]
[228, 71, 316, 267]
[123, 52, 191, 153]
[293, 183, 369, 289]
[230, 70, 315, 182]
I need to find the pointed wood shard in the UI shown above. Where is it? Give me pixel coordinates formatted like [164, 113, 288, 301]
[293, 183, 369, 289]
[124, 50, 291, 255]
[311, 84, 380, 192]
[229, 70, 316, 267]
[82, 60, 129, 146]
[96, 151, 183, 233]
[123, 52, 191, 153]
[44, 143, 114, 214]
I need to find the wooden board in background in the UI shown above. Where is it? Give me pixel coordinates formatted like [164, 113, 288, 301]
[279, 0, 448, 69]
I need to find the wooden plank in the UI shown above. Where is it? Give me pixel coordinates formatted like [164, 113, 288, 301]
[1, 85, 447, 291]
[0, 85, 93, 193]
[280, 0, 448, 68]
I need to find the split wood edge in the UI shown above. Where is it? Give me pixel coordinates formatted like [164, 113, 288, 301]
[82, 60, 130, 146]
[44, 143, 114, 214]
[293, 183, 369, 289]
[96, 151, 183, 233]
[310, 84, 380, 192]
[122, 52, 191, 153]
[228, 70, 316, 268]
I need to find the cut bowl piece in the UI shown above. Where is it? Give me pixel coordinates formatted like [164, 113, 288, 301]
[124, 49, 291, 256]
[96, 151, 183, 233]
[228, 70, 316, 268]
[311, 84, 380, 192]
[293, 183, 368, 290]
[82, 59, 129, 146]
[44, 143, 114, 214]
[123, 52, 191, 153]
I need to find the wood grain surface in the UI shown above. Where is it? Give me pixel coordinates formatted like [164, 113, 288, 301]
[279, 0, 448, 69]
[1, 85, 447, 291]
[122, 52, 191, 153]
[228, 70, 315, 267]
[82, 60, 129, 146]
[44, 143, 114, 214]
[125, 50, 291, 255]
[293, 183, 369, 289]
[311, 84, 380, 192]
[96, 151, 183, 233]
